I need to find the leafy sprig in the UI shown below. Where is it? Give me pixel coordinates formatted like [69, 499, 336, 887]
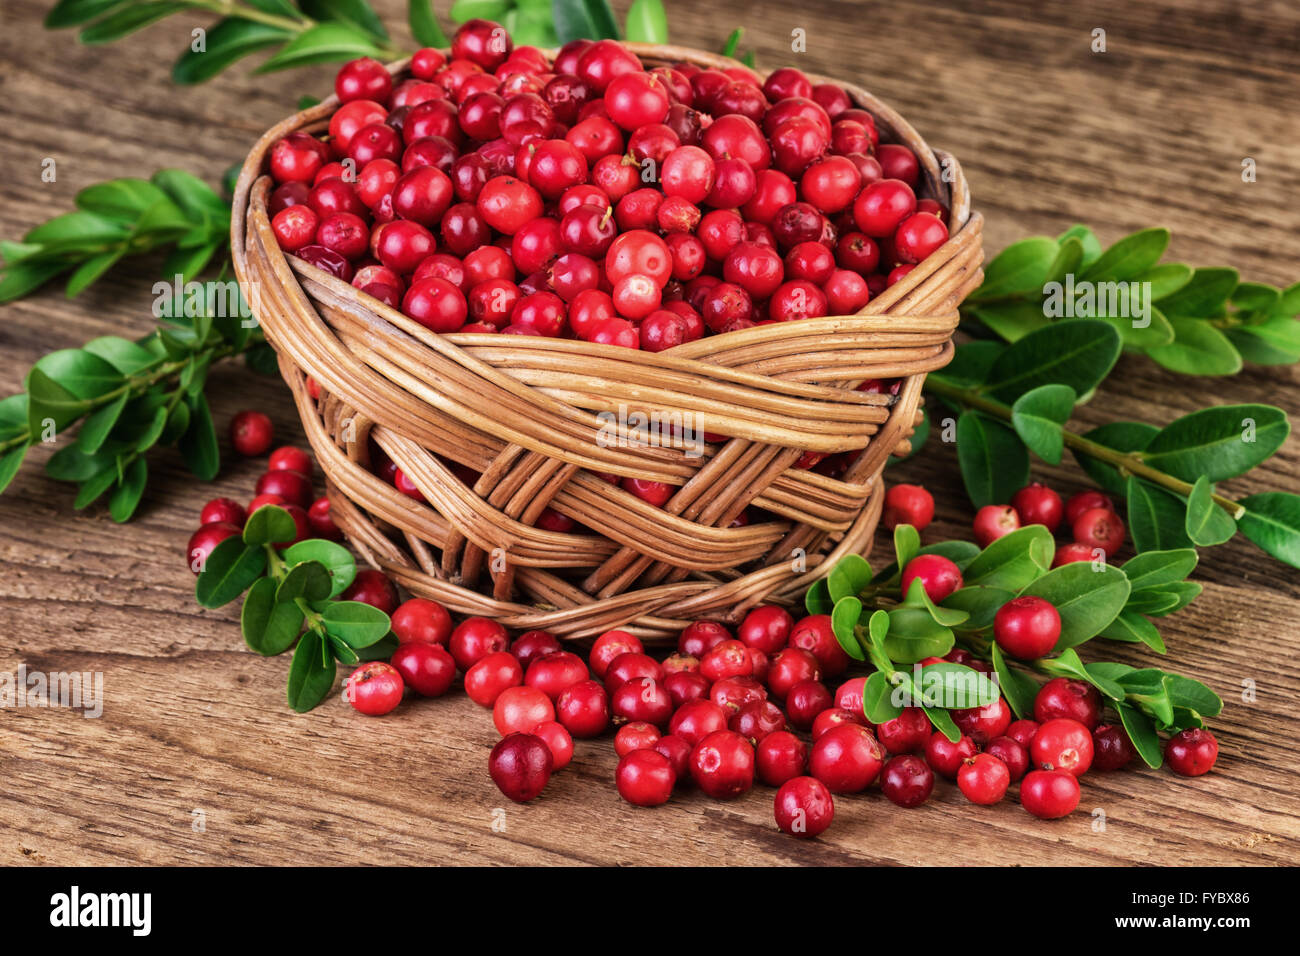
[196, 505, 396, 711]
[920, 320, 1299, 568]
[812, 526, 1223, 767]
[964, 224, 1300, 373]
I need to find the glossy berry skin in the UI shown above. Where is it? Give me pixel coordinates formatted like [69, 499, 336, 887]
[924, 730, 978, 780]
[199, 497, 246, 527]
[390, 642, 457, 697]
[834, 676, 869, 715]
[774, 777, 834, 838]
[881, 754, 934, 808]
[524, 651, 589, 700]
[809, 723, 883, 793]
[1053, 542, 1100, 568]
[1012, 482, 1064, 532]
[788, 614, 850, 677]
[449, 616, 509, 671]
[951, 698, 1012, 746]
[1031, 718, 1095, 776]
[737, 605, 793, 655]
[670, 700, 731, 747]
[617, 749, 676, 806]
[985, 735, 1030, 781]
[785, 680, 833, 730]
[604, 652, 664, 690]
[489, 733, 552, 803]
[730, 700, 786, 745]
[611, 678, 673, 728]
[893, 212, 949, 264]
[510, 630, 562, 668]
[1020, 769, 1080, 819]
[690, 731, 755, 799]
[464, 650, 525, 707]
[268, 445, 312, 477]
[699, 640, 753, 683]
[1092, 723, 1137, 771]
[340, 568, 398, 615]
[614, 721, 661, 757]
[344, 662, 404, 716]
[664, 670, 710, 709]
[973, 504, 1021, 548]
[756, 731, 807, 787]
[1073, 507, 1125, 556]
[493, 686, 555, 736]
[900, 553, 963, 603]
[653, 734, 692, 780]
[391, 598, 453, 645]
[875, 707, 930, 755]
[588, 629, 643, 678]
[883, 483, 934, 532]
[1034, 677, 1103, 729]
[811, 707, 864, 741]
[230, 410, 273, 457]
[555, 679, 610, 738]
[958, 753, 1011, 805]
[766, 648, 822, 699]
[1065, 489, 1113, 524]
[679, 620, 732, 658]
[187, 522, 240, 575]
[1165, 728, 1218, 776]
[532, 721, 574, 771]
[994, 596, 1062, 660]
[852, 178, 916, 237]
[255, 469, 312, 508]
[1006, 719, 1041, 748]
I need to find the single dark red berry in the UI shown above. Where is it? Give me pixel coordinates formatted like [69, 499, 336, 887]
[614, 721, 661, 757]
[957, 753, 1011, 805]
[230, 410, 273, 457]
[390, 641, 456, 697]
[994, 596, 1062, 660]
[774, 776, 834, 838]
[493, 685, 554, 736]
[924, 730, 977, 780]
[784, 679, 833, 730]
[344, 662, 404, 716]
[390, 597, 452, 645]
[881, 754, 934, 808]
[900, 553, 963, 603]
[1073, 507, 1126, 556]
[1020, 769, 1080, 819]
[809, 723, 883, 793]
[973, 504, 1021, 548]
[689, 730, 755, 799]
[556, 679, 610, 738]
[875, 706, 930, 755]
[1092, 723, 1137, 771]
[1012, 482, 1064, 532]
[340, 568, 398, 614]
[883, 483, 934, 531]
[952, 698, 1012, 746]
[199, 497, 246, 527]
[617, 749, 676, 806]
[449, 616, 509, 670]
[1065, 489, 1113, 524]
[1034, 677, 1103, 729]
[1165, 728, 1218, 776]
[985, 735, 1030, 781]
[1031, 718, 1095, 776]
[489, 732, 552, 803]
[464, 650, 525, 707]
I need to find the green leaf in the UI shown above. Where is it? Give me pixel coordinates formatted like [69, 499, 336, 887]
[1116, 702, 1162, 768]
[46, 445, 112, 482]
[901, 579, 969, 628]
[910, 662, 1001, 709]
[1156, 267, 1238, 317]
[967, 237, 1059, 302]
[75, 391, 129, 454]
[830, 596, 865, 661]
[1146, 318, 1243, 376]
[720, 28, 742, 58]
[195, 537, 267, 607]
[981, 320, 1122, 403]
[1126, 476, 1193, 553]
[1137, 263, 1194, 300]
[299, 0, 389, 40]
[46, 0, 132, 28]
[75, 179, 168, 220]
[1118, 670, 1175, 726]
[1074, 421, 1159, 496]
[1147, 580, 1201, 616]
[1010, 383, 1075, 464]
[1163, 675, 1222, 718]
[1237, 492, 1300, 568]
[256, 23, 381, 72]
[941, 585, 1017, 632]
[0, 443, 29, 495]
[241, 576, 304, 655]
[0, 259, 72, 302]
[276, 560, 334, 604]
[827, 553, 872, 603]
[955, 411, 1029, 509]
[74, 466, 118, 509]
[804, 578, 833, 615]
[287, 630, 337, 713]
[1046, 236, 1084, 284]
[282, 539, 357, 597]
[1228, 316, 1300, 364]
[1019, 562, 1131, 650]
[320, 601, 392, 648]
[29, 349, 124, 401]
[921, 700, 962, 743]
[965, 301, 1050, 343]
[108, 456, 147, 522]
[178, 393, 219, 480]
[1058, 225, 1102, 270]
[451, 0, 511, 22]
[1099, 305, 1175, 350]
[355, 632, 400, 662]
[893, 523, 921, 573]
[79, 2, 187, 44]
[863, 671, 903, 724]
[933, 341, 1006, 389]
[1040, 648, 1125, 700]
[1080, 228, 1169, 283]
[172, 18, 294, 84]
[151, 169, 229, 223]
[1120, 548, 1198, 593]
[243, 504, 297, 546]
[961, 525, 1055, 591]
[1230, 281, 1280, 313]
[83, 336, 162, 376]
[551, 0, 621, 43]
[1184, 476, 1236, 546]
[871, 540, 981, 584]
[1141, 404, 1289, 482]
[882, 607, 954, 664]
[407, 0, 450, 46]
[624, 0, 668, 43]
[990, 643, 1039, 719]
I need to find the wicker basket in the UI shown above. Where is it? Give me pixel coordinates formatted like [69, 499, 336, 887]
[231, 44, 984, 643]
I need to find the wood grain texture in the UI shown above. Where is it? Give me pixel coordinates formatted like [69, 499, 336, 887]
[1, 0, 1297, 866]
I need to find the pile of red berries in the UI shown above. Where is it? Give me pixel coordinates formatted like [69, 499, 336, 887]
[265, 19, 949, 352]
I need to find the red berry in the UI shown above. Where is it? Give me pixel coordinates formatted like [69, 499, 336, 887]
[615, 721, 660, 757]
[604, 651, 664, 690]
[1034, 677, 1103, 729]
[477, 176, 543, 234]
[784, 680, 833, 730]
[876, 706, 930, 755]
[852, 178, 916, 237]
[272, 205, 319, 252]
[1092, 723, 1137, 771]
[690, 730, 755, 799]
[1165, 728, 1218, 776]
[465, 650, 525, 707]
[670, 700, 731, 746]
[588, 629, 643, 679]
[1072, 507, 1125, 556]
[270, 132, 329, 184]
[1031, 717, 1095, 776]
[883, 483, 934, 531]
[340, 568, 398, 614]
[268, 446, 312, 478]
[1012, 482, 1064, 532]
[611, 677, 673, 727]
[451, 18, 513, 70]
[957, 753, 1011, 805]
[532, 720, 574, 771]
[492, 685, 554, 736]
[699, 639, 753, 683]
[1052, 542, 1100, 568]
[653, 734, 692, 779]
[679, 620, 731, 658]
[489, 732, 552, 803]
[881, 754, 934, 808]
[230, 410, 273, 457]
[729, 700, 786, 745]
[985, 735, 1030, 781]
[344, 662, 404, 716]
[1006, 718, 1041, 748]
[810, 723, 883, 793]
[774, 776, 834, 838]
[833, 676, 869, 714]
[973, 503, 1021, 548]
[1020, 769, 1080, 819]
[924, 730, 977, 780]
[1065, 489, 1114, 524]
[390, 642, 456, 697]
[199, 497, 246, 527]
[893, 212, 949, 264]
[556, 679, 610, 738]
[823, 269, 870, 313]
[900, 553, 963, 603]
[788, 614, 850, 677]
[994, 596, 1062, 659]
[617, 749, 676, 806]
[449, 616, 509, 670]
[390, 597, 452, 645]
[186, 522, 240, 575]
[756, 730, 807, 787]
[766, 647, 821, 699]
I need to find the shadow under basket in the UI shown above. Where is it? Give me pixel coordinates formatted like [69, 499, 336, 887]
[232, 43, 985, 644]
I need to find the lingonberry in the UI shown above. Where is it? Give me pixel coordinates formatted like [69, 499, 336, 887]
[270, 132, 330, 184]
[371, 220, 435, 274]
[881, 754, 934, 808]
[811, 707, 866, 741]
[766, 647, 822, 699]
[390, 166, 454, 227]
[1064, 489, 1114, 524]
[532, 720, 574, 771]
[611, 677, 673, 727]
[268, 446, 312, 478]
[809, 723, 883, 793]
[449, 616, 509, 671]
[1092, 723, 1137, 771]
[489, 732, 552, 803]
[440, 202, 492, 256]
[493, 685, 554, 736]
[247, 493, 286, 513]
[199, 497, 246, 527]
[701, 114, 771, 171]
[1034, 677, 1103, 729]
[525, 651, 589, 700]
[230, 410, 274, 457]
[755, 731, 807, 788]
[1165, 728, 1218, 776]
[464, 650, 525, 707]
[1012, 482, 1064, 532]
[1020, 769, 1080, 819]
[272, 205, 319, 252]
[360, 281, 401, 309]
[973, 503, 1021, 548]
[617, 749, 676, 806]
[900, 553, 963, 603]
[555, 679, 610, 738]
[670, 699, 731, 746]
[710, 675, 767, 714]
[994, 596, 1062, 660]
[340, 568, 398, 614]
[507, 631, 561, 669]
[768, 279, 829, 321]
[834, 676, 869, 714]
[329, 101, 388, 153]
[785, 241, 836, 284]
[1031, 718, 1095, 776]
[785, 679, 833, 730]
[587, 629, 642, 679]
[664, 669, 710, 709]
[344, 662, 405, 716]
[876, 706, 931, 755]
[736, 605, 793, 655]
[894, 212, 949, 264]
[615, 721, 661, 757]
[958, 753, 1011, 805]
[690, 730, 755, 799]
[853, 178, 916, 237]
[788, 614, 850, 677]
[823, 269, 871, 313]
[1053, 542, 1100, 567]
[661, 653, 699, 676]
[1073, 507, 1126, 556]
[652, 734, 692, 781]
[390, 597, 453, 645]
[730, 700, 786, 745]
[604, 651, 664, 690]
[985, 735, 1030, 781]
[186, 522, 240, 574]
[774, 776, 834, 838]
[883, 483, 934, 532]
[876, 143, 919, 186]
[255, 469, 312, 508]
[924, 730, 978, 780]
[382, 621, 457, 693]
[698, 640, 752, 683]
[1006, 718, 1041, 748]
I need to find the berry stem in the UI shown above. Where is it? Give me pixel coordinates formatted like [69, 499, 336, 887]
[924, 378, 1248, 520]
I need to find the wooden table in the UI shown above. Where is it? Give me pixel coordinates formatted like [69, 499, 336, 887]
[1, 0, 1297, 866]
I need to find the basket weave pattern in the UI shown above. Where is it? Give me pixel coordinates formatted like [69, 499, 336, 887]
[233, 44, 985, 642]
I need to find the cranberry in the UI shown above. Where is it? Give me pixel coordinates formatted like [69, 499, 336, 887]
[670, 700, 730, 746]
[576, 38, 642, 93]
[701, 114, 770, 171]
[958, 753, 1011, 805]
[994, 596, 1062, 660]
[344, 662, 405, 716]
[1032, 717, 1095, 776]
[402, 277, 468, 332]
[698, 640, 752, 683]
[785, 241, 836, 284]
[371, 220, 435, 274]
[463, 650, 524, 707]
[852, 178, 916, 237]
[1073, 507, 1126, 556]
[754, 731, 807, 787]
[390, 598, 452, 645]
[801, 156, 862, 213]
[924, 730, 977, 780]
[585, 629, 640, 678]
[492, 685, 554, 736]
[664, 670, 710, 709]
[766, 647, 822, 699]
[710, 676, 766, 713]
[489, 732, 552, 803]
[554, 679, 609, 738]
[270, 132, 330, 184]
[254, 469, 310, 508]
[823, 269, 870, 313]
[894, 212, 949, 264]
[1092, 723, 1137, 771]
[1020, 769, 1080, 819]
[811, 707, 865, 741]
[882, 483, 934, 532]
[679, 620, 731, 658]
[1165, 728, 1219, 776]
[1053, 542, 1101, 567]
[611, 677, 673, 727]
[524, 651, 588, 700]
[186, 522, 240, 574]
[876, 143, 919, 186]
[617, 749, 676, 806]
[1006, 718, 1041, 748]
[272, 205, 319, 252]
[690, 730, 755, 799]
[410, 47, 446, 79]
[774, 777, 834, 838]
[730, 700, 786, 745]
[810, 723, 883, 793]
[199, 497, 245, 527]
[973, 503, 1021, 548]
[985, 735, 1030, 781]
[330, 101, 388, 153]
[782, 680, 832, 731]
[1065, 489, 1114, 524]
[615, 721, 660, 756]
[389, 641, 456, 698]
[900, 553, 963, 603]
[449, 616, 509, 670]
[528, 720, 571, 771]
[451, 18, 513, 70]
[335, 56, 392, 105]
[229, 410, 273, 457]
[604, 652, 664, 690]
[788, 614, 850, 677]
[654, 734, 692, 780]
[340, 568, 398, 614]
[734, 605, 791, 655]
[1012, 482, 1064, 532]
[876, 707, 930, 754]
[1034, 677, 1103, 729]
[834, 676, 869, 714]
[881, 754, 934, 808]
